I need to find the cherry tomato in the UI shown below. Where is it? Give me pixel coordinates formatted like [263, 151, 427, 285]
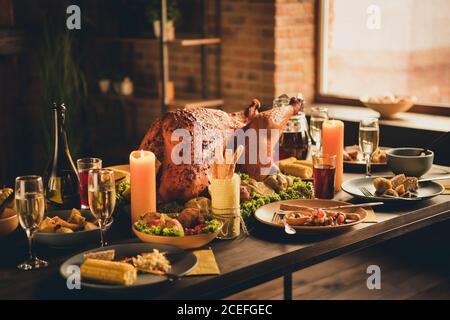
[337, 214, 345, 224]
[316, 209, 326, 218]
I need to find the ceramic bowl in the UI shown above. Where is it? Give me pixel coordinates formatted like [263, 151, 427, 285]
[386, 148, 434, 177]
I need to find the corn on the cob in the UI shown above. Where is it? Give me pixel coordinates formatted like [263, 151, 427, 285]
[80, 258, 137, 286]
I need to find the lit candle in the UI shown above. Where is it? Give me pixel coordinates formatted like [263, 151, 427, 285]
[322, 120, 344, 192]
[129, 150, 156, 224]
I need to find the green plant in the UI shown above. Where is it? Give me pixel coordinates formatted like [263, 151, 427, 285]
[38, 16, 88, 157]
[145, 0, 181, 23]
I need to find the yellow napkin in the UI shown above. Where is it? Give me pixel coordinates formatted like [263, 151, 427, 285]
[364, 207, 377, 223]
[439, 179, 450, 195]
[186, 249, 220, 276]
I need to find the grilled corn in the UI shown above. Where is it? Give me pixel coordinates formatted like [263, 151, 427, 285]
[80, 258, 137, 286]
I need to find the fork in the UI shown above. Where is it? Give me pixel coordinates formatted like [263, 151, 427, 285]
[360, 186, 421, 201]
[271, 211, 296, 234]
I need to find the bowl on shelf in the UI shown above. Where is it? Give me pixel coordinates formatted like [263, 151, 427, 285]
[360, 95, 417, 119]
[386, 148, 434, 177]
[0, 208, 19, 238]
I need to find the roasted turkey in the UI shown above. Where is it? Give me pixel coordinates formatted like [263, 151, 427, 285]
[140, 97, 303, 202]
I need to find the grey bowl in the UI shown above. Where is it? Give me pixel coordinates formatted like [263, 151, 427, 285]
[386, 148, 434, 177]
[35, 209, 113, 249]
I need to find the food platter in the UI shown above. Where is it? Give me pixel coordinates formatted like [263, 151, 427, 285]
[255, 199, 368, 234]
[132, 222, 223, 249]
[344, 146, 390, 168]
[60, 243, 198, 290]
[35, 209, 113, 248]
[342, 177, 444, 202]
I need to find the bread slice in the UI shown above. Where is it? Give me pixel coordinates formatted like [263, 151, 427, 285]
[390, 174, 406, 189]
[83, 249, 116, 261]
[403, 177, 419, 192]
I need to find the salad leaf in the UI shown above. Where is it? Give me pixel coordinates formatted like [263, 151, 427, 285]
[162, 227, 184, 237]
[198, 219, 221, 234]
[134, 221, 161, 235]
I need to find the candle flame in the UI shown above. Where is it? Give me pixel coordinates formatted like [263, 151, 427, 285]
[140, 149, 145, 158]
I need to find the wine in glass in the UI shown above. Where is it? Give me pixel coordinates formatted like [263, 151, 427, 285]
[310, 107, 328, 152]
[88, 169, 116, 247]
[77, 158, 102, 209]
[15, 175, 49, 270]
[359, 118, 379, 177]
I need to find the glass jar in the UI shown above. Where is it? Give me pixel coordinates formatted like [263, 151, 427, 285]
[279, 112, 311, 160]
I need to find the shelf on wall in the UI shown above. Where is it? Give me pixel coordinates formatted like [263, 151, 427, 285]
[97, 36, 221, 47]
[93, 93, 223, 110]
[0, 30, 23, 55]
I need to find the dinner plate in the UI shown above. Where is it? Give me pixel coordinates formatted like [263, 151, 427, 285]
[255, 199, 368, 234]
[35, 210, 113, 248]
[342, 177, 444, 202]
[60, 243, 198, 290]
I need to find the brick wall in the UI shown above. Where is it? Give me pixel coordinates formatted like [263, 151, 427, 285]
[274, 0, 316, 103]
[128, 0, 318, 118]
[220, 0, 276, 111]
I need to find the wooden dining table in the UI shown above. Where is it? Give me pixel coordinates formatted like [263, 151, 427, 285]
[0, 165, 449, 300]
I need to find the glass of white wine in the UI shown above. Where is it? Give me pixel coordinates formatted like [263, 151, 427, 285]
[88, 169, 116, 247]
[310, 107, 328, 152]
[359, 118, 380, 177]
[15, 175, 48, 270]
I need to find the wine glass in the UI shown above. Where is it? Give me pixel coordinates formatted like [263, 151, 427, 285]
[88, 169, 116, 247]
[310, 107, 328, 152]
[77, 158, 102, 210]
[15, 175, 48, 270]
[359, 118, 379, 177]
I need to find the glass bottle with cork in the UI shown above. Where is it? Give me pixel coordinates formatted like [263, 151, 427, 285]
[44, 103, 81, 210]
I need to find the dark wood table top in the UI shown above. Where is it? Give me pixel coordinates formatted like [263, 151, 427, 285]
[1, 166, 449, 299]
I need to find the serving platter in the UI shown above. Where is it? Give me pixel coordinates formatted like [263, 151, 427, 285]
[132, 222, 223, 249]
[342, 177, 444, 202]
[255, 199, 368, 234]
[60, 243, 198, 290]
[35, 209, 113, 248]
[344, 146, 390, 168]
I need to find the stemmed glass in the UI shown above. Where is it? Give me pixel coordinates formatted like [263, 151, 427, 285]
[310, 107, 328, 152]
[77, 158, 102, 209]
[359, 118, 379, 177]
[15, 175, 48, 270]
[88, 169, 116, 247]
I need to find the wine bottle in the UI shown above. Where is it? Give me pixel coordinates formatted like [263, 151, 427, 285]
[44, 103, 81, 210]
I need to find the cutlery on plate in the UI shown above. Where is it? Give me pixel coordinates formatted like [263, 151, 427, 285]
[279, 202, 384, 212]
[271, 211, 296, 234]
[418, 175, 450, 183]
[359, 186, 422, 201]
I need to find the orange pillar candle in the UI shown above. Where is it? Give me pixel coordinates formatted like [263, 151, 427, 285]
[130, 150, 156, 223]
[322, 120, 344, 192]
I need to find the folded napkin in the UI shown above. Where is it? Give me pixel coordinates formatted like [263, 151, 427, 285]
[186, 249, 220, 276]
[438, 179, 450, 195]
[364, 207, 377, 223]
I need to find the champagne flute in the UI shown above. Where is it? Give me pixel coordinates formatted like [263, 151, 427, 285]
[310, 107, 328, 152]
[88, 169, 116, 247]
[15, 175, 48, 270]
[359, 118, 379, 177]
[77, 158, 102, 209]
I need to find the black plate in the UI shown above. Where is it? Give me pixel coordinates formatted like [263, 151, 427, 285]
[60, 243, 198, 290]
[342, 177, 444, 202]
[35, 210, 113, 248]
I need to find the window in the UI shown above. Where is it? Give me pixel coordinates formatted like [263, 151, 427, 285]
[317, 0, 450, 110]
